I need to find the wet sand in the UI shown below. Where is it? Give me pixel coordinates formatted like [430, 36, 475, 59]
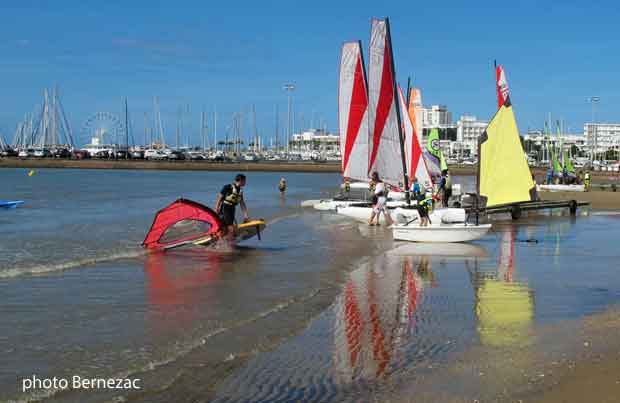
[533, 308, 620, 403]
[540, 190, 620, 210]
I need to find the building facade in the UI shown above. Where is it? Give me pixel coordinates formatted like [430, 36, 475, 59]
[584, 123, 620, 153]
[422, 105, 453, 128]
[456, 115, 488, 156]
[290, 129, 339, 154]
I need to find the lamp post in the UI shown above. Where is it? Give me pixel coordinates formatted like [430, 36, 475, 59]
[586, 96, 600, 162]
[283, 83, 295, 156]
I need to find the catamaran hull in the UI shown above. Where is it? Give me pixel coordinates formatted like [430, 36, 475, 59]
[336, 205, 466, 225]
[538, 184, 585, 192]
[309, 198, 410, 211]
[392, 223, 492, 243]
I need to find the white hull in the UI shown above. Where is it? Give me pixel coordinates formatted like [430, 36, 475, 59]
[390, 242, 489, 258]
[336, 205, 466, 225]
[310, 199, 366, 211]
[392, 223, 492, 243]
[307, 198, 410, 211]
[538, 184, 585, 192]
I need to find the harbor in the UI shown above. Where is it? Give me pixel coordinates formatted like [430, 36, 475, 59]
[3, 2, 620, 403]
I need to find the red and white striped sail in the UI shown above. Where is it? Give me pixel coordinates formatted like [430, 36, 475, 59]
[339, 41, 369, 181]
[496, 64, 510, 109]
[398, 86, 433, 188]
[367, 18, 403, 185]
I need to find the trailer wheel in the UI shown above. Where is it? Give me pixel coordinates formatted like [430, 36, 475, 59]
[510, 204, 522, 220]
[569, 200, 577, 215]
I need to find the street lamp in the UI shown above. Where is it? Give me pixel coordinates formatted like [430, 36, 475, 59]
[283, 83, 295, 156]
[586, 96, 600, 162]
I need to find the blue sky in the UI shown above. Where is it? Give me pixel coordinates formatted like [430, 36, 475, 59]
[0, 0, 618, 146]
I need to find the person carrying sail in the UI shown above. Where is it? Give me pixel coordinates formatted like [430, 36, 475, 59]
[215, 174, 249, 237]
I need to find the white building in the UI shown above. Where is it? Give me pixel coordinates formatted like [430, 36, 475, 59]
[584, 123, 620, 153]
[422, 105, 452, 128]
[456, 115, 488, 156]
[290, 129, 339, 154]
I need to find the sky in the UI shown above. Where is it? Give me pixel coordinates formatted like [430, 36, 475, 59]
[0, 0, 619, 146]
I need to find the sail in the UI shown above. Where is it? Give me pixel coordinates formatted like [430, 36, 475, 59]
[408, 88, 424, 145]
[339, 41, 370, 181]
[398, 86, 432, 187]
[142, 198, 223, 249]
[424, 128, 443, 179]
[478, 103, 535, 207]
[495, 64, 510, 108]
[552, 150, 563, 175]
[564, 151, 575, 176]
[367, 18, 403, 185]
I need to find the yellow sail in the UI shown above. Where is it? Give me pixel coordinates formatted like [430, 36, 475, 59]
[478, 104, 534, 207]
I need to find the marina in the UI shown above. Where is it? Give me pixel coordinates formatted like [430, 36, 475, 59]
[2, 3, 620, 403]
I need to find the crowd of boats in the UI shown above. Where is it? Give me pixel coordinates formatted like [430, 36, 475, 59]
[300, 18, 586, 244]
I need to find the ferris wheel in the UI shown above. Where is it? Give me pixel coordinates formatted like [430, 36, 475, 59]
[80, 112, 124, 146]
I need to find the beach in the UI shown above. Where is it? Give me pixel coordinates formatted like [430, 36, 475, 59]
[2, 168, 620, 402]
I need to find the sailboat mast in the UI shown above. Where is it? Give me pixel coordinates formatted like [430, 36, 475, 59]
[386, 18, 410, 203]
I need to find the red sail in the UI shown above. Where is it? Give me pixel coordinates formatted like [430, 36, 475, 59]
[142, 198, 223, 250]
[496, 64, 510, 108]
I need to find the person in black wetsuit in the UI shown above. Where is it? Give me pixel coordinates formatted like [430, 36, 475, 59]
[215, 174, 249, 238]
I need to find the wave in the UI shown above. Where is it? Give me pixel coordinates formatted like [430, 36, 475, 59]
[10, 287, 324, 403]
[0, 250, 145, 279]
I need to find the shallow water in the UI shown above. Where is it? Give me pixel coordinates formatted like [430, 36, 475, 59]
[1, 169, 619, 402]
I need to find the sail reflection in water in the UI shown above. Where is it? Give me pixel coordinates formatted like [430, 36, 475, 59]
[333, 253, 425, 382]
[213, 245, 487, 402]
[471, 227, 535, 348]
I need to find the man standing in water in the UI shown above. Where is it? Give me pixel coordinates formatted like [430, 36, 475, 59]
[215, 174, 249, 237]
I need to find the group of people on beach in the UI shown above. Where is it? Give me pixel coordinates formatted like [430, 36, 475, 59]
[362, 169, 452, 227]
[545, 168, 590, 188]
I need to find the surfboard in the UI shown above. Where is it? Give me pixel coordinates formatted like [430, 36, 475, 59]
[193, 219, 266, 246]
[0, 200, 24, 208]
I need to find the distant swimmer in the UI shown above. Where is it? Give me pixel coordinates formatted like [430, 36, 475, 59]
[27, 170, 35, 177]
[278, 177, 287, 193]
[215, 173, 249, 239]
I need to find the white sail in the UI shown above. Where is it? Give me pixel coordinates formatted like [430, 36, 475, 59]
[339, 41, 370, 181]
[398, 86, 433, 189]
[367, 18, 403, 186]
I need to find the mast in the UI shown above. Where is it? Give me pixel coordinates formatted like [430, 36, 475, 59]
[275, 104, 279, 152]
[124, 97, 129, 152]
[214, 107, 218, 151]
[144, 112, 149, 147]
[385, 18, 410, 203]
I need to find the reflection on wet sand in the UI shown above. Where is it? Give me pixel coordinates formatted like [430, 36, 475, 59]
[471, 227, 535, 348]
[144, 250, 231, 333]
[332, 243, 487, 384]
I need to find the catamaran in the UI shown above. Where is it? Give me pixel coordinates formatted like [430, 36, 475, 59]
[538, 121, 584, 192]
[336, 18, 467, 229]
